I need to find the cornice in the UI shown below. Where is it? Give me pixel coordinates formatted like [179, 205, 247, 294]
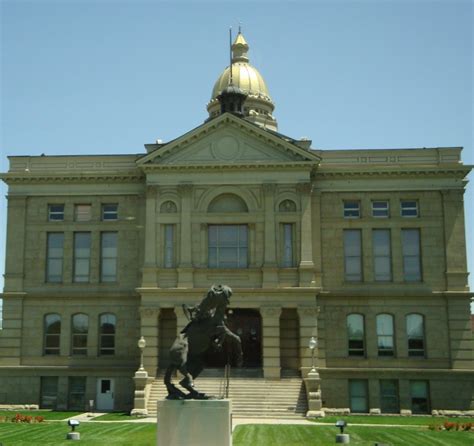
[0, 171, 145, 185]
[141, 161, 319, 172]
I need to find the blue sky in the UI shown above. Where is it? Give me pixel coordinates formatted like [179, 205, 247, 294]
[1, 0, 472, 311]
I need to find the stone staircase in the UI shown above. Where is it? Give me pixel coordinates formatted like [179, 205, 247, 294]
[148, 369, 307, 419]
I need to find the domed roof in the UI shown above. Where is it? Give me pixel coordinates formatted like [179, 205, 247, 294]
[207, 31, 278, 130]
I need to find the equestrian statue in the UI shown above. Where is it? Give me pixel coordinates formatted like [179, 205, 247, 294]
[164, 284, 243, 400]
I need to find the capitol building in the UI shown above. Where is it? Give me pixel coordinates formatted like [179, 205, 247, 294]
[0, 32, 472, 416]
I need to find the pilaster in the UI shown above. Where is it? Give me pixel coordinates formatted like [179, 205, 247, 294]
[297, 183, 315, 287]
[178, 183, 194, 287]
[139, 307, 161, 374]
[143, 185, 158, 286]
[262, 183, 278, 287]
[260, 306, 281, 378]
[297, 306, 319, 373]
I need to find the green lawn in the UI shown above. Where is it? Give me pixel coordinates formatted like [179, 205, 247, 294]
[0, 422, 473, 446]
[318, 414, 474, 426]
[91, 412, 140, 421]
[233, 425, 474, 446]
[0, 411, 82, 421]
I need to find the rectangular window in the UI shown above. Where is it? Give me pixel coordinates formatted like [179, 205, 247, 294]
[343, 201, 360, 218]
[164, 225, 175, 268]
[68, 377, 86, 411]
[349, 380, 368, 413]
[402, 229, 422, 281]
[72, 314, 88, 356]
[74, 232, 91, 282]
[347, 314, 365, 357]
[380, 380, 400, 414]
[46, 233, 64, 283]
[101, 203, 118, 221]
[373, 229, 392, 281]
[48, 204, 64, 221]
[401, 200, 418, 217]
[344, 229, 362, 281]
[75, 204, 92, 222]
[377, 314, 395, 356]
[407, 314, 425, 357]
[372, 201, 389, 218]
[281, 223, 295, 267]
[40, 377, 58, 409]
[410, 380, 430, 414]
[101, 232, 118, 282]
[208, 225, 248, 268]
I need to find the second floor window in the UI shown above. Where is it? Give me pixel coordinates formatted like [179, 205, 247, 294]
[74, 232, 91, 282]
[344, 229, 362, 281]
[372, 201, 389, 218]
[347, 314, 365, 356]
[401, 229, 422, 282]
[46, 233, 64, 283]
[377, 313, 395, 357]
[373, 229, 392, 281]
[44, 313, 61, 355]
[101, 232, 118, 282]
[208, 225, 248, 268]
[71, 313, 88, 356]
[406, 314, 425, 357]
[164, 225, 175, 268]
[281, 223, 295, 267]
[48, 204, 64, 221]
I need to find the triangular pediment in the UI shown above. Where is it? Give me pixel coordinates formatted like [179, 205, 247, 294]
[137, 114, 320, 167]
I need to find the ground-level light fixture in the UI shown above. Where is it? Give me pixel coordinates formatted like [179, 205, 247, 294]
[335, 420, 347, 434]
[66, 419, 80, 440]
[138, 336, 146, 371]
[308, 336, 317, 372]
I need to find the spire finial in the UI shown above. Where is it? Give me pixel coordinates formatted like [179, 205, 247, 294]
[239, 22, 242, 34]
[229, 27, 233, 85]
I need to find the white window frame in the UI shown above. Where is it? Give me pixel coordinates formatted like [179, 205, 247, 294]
[48, 204, 65, 221]
[372, 200, 389, 218]
[401, 200, 419, 217]
[343, 201, 360, 219]
[376, 313, 395, 357]
[101, 204, 118, 221]
[406, 313, 425, 357]
[347, 314, 365, 357]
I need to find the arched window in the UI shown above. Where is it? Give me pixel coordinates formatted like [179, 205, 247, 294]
[71, 313, 88, 356]
[99, 313, 116, 356]
[160, 200, 177, 213]
[44, 314, 61, 355]
[347, 314, 365, 356]
[279, 199, 297, 212]
[406, 314, 425, 357]
[376, 314, 394, 357]
[208, 194, 248, 213]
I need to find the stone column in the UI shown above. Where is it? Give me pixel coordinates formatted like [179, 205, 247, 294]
[297, 183, 316, 287]
[139, 307, 160, 374]
[178, 184, 193, 287]
[175, 305, 188, 335]
[260, 306, 281, 379]
[142, 185, 158, 287]
[297, 306, 319, 373]
[262, 183, 278, 287]
[312, 190, 323, 288]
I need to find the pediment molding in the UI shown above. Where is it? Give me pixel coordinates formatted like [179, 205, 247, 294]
[0, 171, 144, 185]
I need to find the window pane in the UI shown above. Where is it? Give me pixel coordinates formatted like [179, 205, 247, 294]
[410, 381, 429, 414]
[68, 377, 86, 411]
[48, 204, 64, 221]
[75, 204, 91, 221]
[401, 201, 418, 217]
[380, 380, 399, 413]
[344, 230, 361, 256]
[407, 314, 423, 337]
[377, 314, 394, 356]
[372, 201, 389, 218]
[74, 233, 91, 282]
[208, 225, 248, 268]
[40, 377, 58, 409]
[47, 233, 64, 282]
[101, 232, 117, 282]
[102, 203, 118, 220]
[164, 225, 174, 268]
[72, 314, 88, 333]
[282, 224, 294, 267]
[349, 380, 368, 413]
[344, 201, 360, 218]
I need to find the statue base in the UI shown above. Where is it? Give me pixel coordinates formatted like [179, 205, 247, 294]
[157, 399, 232, 446]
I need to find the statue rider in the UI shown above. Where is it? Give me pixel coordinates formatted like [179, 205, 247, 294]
[181, 284, 232, 349]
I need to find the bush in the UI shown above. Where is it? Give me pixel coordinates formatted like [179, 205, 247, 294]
[10, 413, 45, 423]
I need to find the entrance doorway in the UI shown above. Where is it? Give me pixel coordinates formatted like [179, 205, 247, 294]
[204, 309, 262, 368]
[96, 378, 114, 411]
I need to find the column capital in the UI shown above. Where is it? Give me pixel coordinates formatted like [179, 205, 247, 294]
[296, 182, 313, 194]
[297, 306, 320, 318]
[260, 306, 281, 318]
[139, 307, 161, 318]
[262, 182, 277, 194]
[178, 183, 194, 195]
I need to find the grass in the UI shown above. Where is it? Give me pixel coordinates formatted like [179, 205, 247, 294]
[90, 412, 137, 421]
[0, 411, 82, 421]
[233, 424, 474, 446]
[0, 421, 473, 445]
[0, 422, 156, 446]
[317, 414, 474, 426]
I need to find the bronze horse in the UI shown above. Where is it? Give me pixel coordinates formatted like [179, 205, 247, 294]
[164, 285, 243, 399]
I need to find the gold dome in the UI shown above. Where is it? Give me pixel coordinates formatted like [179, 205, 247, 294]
[207, 32, 278, 130]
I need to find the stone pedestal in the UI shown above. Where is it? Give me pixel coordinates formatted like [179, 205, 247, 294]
[131, 370, 149, 416]
[304, 369, 323, 417]
[157, 399, 232, 446]
[335, 434, 350, 444]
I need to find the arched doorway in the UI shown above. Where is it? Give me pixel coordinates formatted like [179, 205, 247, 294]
[204, 309, 262, 368]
